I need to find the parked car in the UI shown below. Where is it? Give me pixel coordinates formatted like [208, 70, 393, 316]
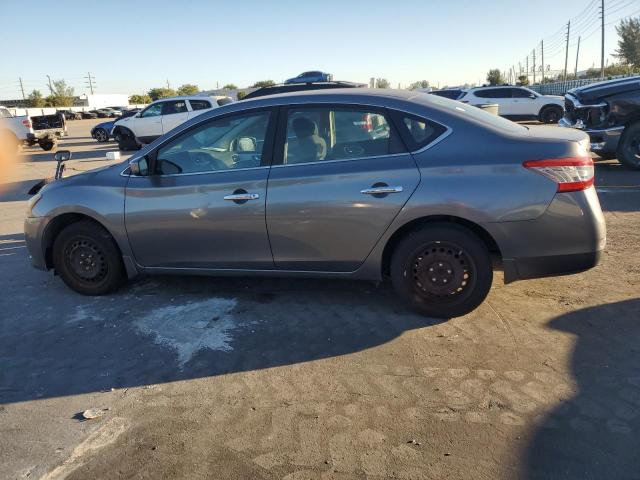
[0, 106, 66, 151]
[430, 88, 466, 100]
[285, 71, 333, 84]
[91, 109, 140, 142]
[24, 89, 605, 318]
[244, 81, 365, 100]
[58, 110, 82, 120]
[111, 96, 232, 150]
[93, 109, 112, 118]
[460, 86, 565, 123]
[79, 111, 97, 119]
[559, 76, 640, 169]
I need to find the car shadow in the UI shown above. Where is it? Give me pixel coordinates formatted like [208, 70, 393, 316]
[594, 162, 640, 213]
[0, 264, 445, 405]
[524, 298, 640, 479]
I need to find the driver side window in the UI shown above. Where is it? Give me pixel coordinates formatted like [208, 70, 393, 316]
[140, 103, 163, 118]
[155, 111, 271, 175]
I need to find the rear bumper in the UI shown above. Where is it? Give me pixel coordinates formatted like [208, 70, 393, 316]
[559, 117, 623, 153]
[485, 187, 606, 283]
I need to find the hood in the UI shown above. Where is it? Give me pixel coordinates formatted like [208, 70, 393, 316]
[93, 120, 115, 130]
[569, 76, 640, 104]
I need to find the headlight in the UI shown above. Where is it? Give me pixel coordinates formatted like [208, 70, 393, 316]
[27, 193, 42, 217]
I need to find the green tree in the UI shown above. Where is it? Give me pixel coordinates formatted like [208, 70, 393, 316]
[252, 80, 275, 88]
[177, 84, 199, 96]
[517, 75, 529, 86]
[147, 87, 177, 101]
[486, 69, 506, 85]
[27, 89, 46, 107]
[129, 94, 152, 104]
[409, 80, 430, 90]
[237, 91, 248, 100]
[375, 78, 390, 88]
[616, 17, 640, 67]
[223, 83, 238, 90]
[44, 79, 75, 107]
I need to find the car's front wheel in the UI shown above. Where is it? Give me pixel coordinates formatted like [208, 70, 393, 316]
[390, 224, 493, 319]
[617, 122, 640, 170]
[94, 128, 109, 142]
[53, 220, 125, 295]
[539, 105, 563, 124]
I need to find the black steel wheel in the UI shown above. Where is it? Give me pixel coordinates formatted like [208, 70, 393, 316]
[390, 224, 493, 318]
[617, 123, 640, 170]
[53, 220, 125, 295]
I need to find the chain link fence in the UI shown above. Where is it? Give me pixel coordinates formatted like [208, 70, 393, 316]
[528, 75, 638, 96]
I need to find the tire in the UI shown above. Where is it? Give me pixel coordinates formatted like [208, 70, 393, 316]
[115, 130, 139, 151]
[38, 139, 56, 151]
[616, 122, 640, 170]
[539, 105, 563, 124]
[390, 224, 493, 319]
[52, 220, 125, 295]
[94, 128, 109, 143]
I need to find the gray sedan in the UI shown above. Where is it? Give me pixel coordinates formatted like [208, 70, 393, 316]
[24, 89, 605, 318]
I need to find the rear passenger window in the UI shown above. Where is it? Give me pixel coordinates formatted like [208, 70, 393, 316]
[189, 100, 211, 111]
[161, 100, 188, 115]
[399, 114, 447, 151]
[217, 97, 233, 106]
[283, 107, 405, 165]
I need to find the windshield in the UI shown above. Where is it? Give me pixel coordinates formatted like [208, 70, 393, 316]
[0, 108, 12, 118]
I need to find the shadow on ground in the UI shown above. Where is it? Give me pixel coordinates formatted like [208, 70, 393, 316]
[0, 266, 443, 405]
[525, 298, 640, 480]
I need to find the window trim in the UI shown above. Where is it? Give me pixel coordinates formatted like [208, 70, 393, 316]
[188, 99, 212, 111]
[146, 106, 278, 176]
[389, 110, 449, 153]
[271, 103, 408, 168]
[139, 102, 165, 118]
[161, 99, 189, 116]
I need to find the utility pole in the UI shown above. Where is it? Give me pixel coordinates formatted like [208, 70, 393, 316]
[564, 21, 571, 82]
[575, 36, 581, 78]
[166, 79, 170, 89]
[526, 56, 529, 84]
[46, 75, 53, 94]
[18, 77, 25, 100]
[84, 72, 95, 95]
[601, 0, 605, 78]
[533, 49, 537, 84]
[541, 40, 545, 83]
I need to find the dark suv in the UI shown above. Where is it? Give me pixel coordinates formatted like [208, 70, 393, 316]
[560, 76, 640, 169]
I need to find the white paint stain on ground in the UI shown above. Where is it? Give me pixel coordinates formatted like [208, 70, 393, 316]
[67, 305, 103, 324]
[134, 298, 238, 366]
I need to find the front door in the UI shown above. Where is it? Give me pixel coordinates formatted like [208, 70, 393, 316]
[161, 99, 190, 134]
[266, 105, 421, 271]
[134, 102, 164, 140]
[125, 108, 276, 269]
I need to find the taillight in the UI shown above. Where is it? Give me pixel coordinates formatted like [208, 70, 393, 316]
[22, 119, 32, 129]
[523, 157, 594, 193]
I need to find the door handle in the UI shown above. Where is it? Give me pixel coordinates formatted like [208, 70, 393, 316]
[223, 193, 260, 201]
[360, 186, 403, 195]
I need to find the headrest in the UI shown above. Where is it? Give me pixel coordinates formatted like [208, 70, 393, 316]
[292, 117, 317, 138]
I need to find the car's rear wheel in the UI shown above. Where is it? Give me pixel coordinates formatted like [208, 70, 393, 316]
[539, 105, 563, 124]
[53, 220, 125, 295]
[390, 224, 493, 319]
[94, 128, 109, 142]
[38, 139, 56, 151]
[617, 123, 640, 170]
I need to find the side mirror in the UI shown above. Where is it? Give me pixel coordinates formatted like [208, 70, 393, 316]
[129, 156, 149, 176]
[53, 150, 71, 162]
[529, 93, 537, 99]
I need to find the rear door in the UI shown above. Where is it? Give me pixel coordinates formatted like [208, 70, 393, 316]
[265, 105, 420, 271]
[161, 99, 190, 134]
[474, 88, 514, 115]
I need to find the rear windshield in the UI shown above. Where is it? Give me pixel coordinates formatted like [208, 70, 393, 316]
[424, 93, 527, 133]
[217, 97, 233, 107]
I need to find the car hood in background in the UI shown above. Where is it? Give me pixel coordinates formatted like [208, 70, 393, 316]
[569, 76, 640, 104]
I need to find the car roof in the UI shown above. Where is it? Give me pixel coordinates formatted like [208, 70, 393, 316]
[239, 87, 416, 105]
[150, 95, 229, 103]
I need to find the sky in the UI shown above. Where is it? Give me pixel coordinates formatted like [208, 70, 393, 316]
[1, 0, 639, 99]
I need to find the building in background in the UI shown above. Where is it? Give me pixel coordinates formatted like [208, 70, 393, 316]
[75, 94, 130, 107]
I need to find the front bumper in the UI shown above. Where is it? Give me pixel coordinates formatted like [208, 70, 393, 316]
[485, 187, 606, 283]
[559, 117, 624, 153]
[24, 216, 50, 270]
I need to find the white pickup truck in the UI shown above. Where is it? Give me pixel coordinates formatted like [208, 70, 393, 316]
[0, 106, 66, 151]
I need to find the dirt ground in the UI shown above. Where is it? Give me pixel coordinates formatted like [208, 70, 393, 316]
[1, 119, 639, 480]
